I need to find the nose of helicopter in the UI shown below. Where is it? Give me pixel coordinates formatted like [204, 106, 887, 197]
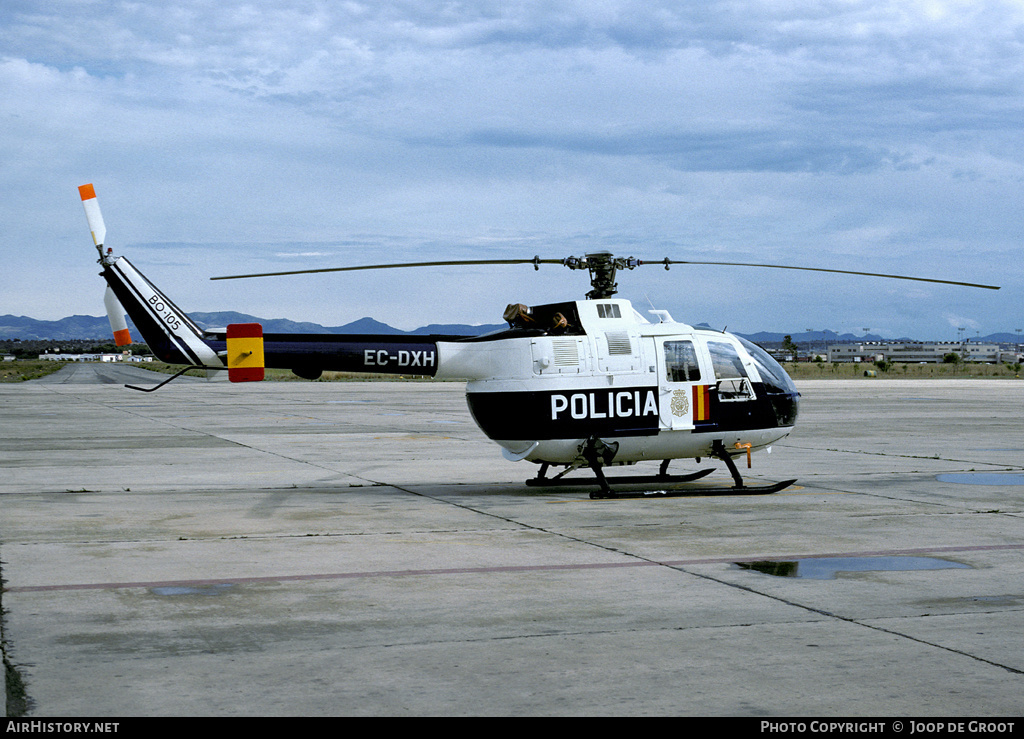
[769, 388, 800, 427]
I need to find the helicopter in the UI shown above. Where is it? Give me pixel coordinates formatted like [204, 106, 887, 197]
[78, 183, 1000, 498]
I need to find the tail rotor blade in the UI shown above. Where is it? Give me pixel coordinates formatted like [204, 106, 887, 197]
[78, 183, 107, 249]
[103, 286, 132, 347]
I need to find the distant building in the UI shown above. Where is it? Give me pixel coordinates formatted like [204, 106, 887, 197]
[39, 353, 101, 362]
[827, 342, 1007, 363]
[38, 353, 152, 363]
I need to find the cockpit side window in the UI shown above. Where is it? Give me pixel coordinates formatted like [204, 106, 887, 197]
[707, 341, 748, 380]
[664, 340, 701, 382]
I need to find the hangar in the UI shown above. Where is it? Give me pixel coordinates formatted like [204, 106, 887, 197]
[827, 341, 1011, 363]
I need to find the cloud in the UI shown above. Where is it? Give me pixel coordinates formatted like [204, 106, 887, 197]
[0, 1, 1021, 337]
[943, 312, 982, 332]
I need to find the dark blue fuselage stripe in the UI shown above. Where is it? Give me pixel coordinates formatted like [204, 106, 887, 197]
[466, 384, 798, 441]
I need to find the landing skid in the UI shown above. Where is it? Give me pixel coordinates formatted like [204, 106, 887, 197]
[595, 478, 798, 500]
[526, 466, 716, 488]
[525, 438, 797, 500]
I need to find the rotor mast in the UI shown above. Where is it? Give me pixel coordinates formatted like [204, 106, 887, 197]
[563, 252, 642, 299]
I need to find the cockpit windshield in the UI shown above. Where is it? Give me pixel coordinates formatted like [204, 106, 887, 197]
[738, 337, 798, 394]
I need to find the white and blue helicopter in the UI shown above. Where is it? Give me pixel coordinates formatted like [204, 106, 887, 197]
[79, 184, 999, 498]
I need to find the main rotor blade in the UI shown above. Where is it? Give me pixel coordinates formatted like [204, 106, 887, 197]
[211, 258, 563, 280]
[211, 254, 1000, 291]
[660, 259, 1000, 290]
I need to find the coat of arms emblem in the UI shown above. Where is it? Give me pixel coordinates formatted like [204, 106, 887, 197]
[670, 388, 689, 417]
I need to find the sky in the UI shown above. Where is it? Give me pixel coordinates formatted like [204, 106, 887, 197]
[2, 0, 1022, 340]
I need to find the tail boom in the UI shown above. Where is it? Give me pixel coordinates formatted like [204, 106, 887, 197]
[202, 331, 453, 380]
[80, 183, 465, 380]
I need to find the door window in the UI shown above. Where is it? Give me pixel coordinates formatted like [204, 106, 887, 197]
[664, 340, 701, 382]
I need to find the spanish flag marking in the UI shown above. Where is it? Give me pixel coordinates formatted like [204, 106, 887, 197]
[226, 323, 265, 382]
[692, 384, 711, 422]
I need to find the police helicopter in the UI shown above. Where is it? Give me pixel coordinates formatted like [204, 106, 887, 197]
[78, 184, 1000, 498]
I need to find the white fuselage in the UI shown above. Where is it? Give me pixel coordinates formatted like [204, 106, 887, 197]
[435, 299, 799, 466]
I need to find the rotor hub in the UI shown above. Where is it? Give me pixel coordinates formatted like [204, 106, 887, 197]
[562, 252, 641, 299]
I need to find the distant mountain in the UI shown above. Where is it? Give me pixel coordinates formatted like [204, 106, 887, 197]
[983, 332, 1024, 343]
[0, 313, 505, 341]
[324, 317, 405, 335]
[410, 323, 508, 336]
[734, 330, 905, 345]
[2, 312, 1018, 344]
[189, 312, 507, 336]
[0, 315, 114, 341]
